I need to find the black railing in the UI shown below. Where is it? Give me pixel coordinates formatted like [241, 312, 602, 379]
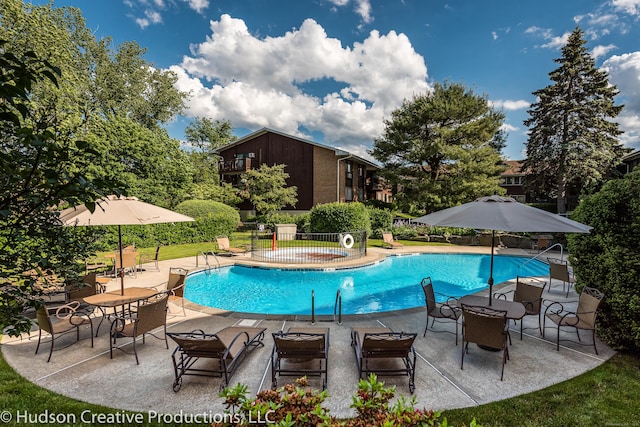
[250, 230, 367, 264]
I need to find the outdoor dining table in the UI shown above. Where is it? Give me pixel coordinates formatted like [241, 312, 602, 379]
[83, 287, 158, 336]
[457, 295, 526, 320]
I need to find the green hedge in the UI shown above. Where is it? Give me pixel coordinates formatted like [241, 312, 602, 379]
[569, 171, 640, 353]
[309, 202, 371, 235]
[367, 207, 393, 238]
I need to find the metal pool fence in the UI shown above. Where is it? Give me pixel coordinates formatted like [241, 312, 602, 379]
[250, 230, 367, 264]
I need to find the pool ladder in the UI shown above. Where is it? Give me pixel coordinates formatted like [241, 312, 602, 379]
[310, 289, 342, 325]
[196, 251, 221, 272]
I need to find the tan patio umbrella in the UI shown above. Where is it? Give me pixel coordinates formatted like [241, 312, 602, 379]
[59, 195, 195, 295]
[412, 195, 592, 304]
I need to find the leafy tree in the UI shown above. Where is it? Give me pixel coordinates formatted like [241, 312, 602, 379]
[0, 41, 115, 336]
[184, 117, 238, 203]
[371, 81, 506, 214]
[568, 171, 640, 353]
[0, 0, 191, 208]
[523, 27, 627, 214]
[84, 115, 193, 207]
[240, 164, 298, 217]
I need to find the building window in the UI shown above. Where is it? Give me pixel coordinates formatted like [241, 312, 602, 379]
[345, 186, 353, 201]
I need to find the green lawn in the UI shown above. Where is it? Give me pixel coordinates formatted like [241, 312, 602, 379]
[0, 350, 637, 426]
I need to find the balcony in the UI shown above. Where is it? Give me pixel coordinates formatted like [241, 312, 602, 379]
[219, 158, 253, 174]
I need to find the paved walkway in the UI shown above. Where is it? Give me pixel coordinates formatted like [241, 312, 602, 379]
[1, 246, 614, 420]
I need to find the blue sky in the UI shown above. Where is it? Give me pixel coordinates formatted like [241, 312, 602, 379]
[35, 0, 640, 161]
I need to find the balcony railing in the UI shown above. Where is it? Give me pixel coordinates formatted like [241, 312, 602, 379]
[219, 158, 252, 173]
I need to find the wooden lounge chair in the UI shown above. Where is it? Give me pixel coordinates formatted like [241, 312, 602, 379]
[271, 327, 330, 390]
[351, 327, 417, 393]
[109, 293, 168, 364]
[167, 326, 266, 391]
[382, 232, 403, 249]
[543, 286, 604, 354]
[460, 304, 509, 380]
[35, 301, 94, 362]
[216, 236, 248, 256]
[421, 277, 461, 344]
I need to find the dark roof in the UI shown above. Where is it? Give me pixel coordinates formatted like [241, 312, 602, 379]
[214, 127, 380, 169]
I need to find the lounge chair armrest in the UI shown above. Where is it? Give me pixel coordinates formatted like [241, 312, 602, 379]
[222, 331, 251, 359]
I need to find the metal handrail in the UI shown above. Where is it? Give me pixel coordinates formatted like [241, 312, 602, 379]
[311, 290, 315, 325]
[334, 289, 342, 325]
[196, 251, 221, 270]
[521, 243, 564, 266]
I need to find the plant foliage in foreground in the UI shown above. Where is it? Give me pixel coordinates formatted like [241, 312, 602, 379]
[215, 375, 477, 427]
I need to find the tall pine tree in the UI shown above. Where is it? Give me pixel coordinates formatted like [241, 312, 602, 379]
[523, 27, 627, 214]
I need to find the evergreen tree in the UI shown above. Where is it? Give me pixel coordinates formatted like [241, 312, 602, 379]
[523, 27, 627, 214]
[371, 81, 506, 214]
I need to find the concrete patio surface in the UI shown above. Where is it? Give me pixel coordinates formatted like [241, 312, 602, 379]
[1, 246, 615, 420]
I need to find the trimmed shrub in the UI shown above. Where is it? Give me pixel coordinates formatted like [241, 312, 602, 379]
[309, 202, 371, 235]
[367, 207, 393, 238]
[568, 171, 640, 353]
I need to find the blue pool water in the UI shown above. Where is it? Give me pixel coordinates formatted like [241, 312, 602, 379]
[184, 253, 548, 315]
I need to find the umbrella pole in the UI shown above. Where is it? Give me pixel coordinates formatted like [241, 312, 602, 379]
[488, 229, 495, 305]
[118, 225, 125, 295]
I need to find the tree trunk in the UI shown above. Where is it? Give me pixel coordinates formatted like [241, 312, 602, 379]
[557, 176, 567, 215]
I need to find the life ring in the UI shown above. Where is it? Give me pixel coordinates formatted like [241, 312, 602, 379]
[341, 233, 354, 249]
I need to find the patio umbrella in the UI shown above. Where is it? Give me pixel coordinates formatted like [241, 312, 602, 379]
[412, 195, 591, 304]
[59, 195, 195, 295]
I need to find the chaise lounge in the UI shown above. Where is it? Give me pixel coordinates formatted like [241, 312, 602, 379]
[271, 327, 330, 390]
[351, 327, 417, 393]
[167, 326, 266, 391]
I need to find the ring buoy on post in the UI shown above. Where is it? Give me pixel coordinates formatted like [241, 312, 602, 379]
[341, 233, 354, 249]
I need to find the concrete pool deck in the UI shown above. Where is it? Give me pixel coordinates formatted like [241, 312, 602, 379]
[1, 245, 615, 420]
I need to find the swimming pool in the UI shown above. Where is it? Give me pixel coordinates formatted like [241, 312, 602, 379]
[184, 253, 549, 315]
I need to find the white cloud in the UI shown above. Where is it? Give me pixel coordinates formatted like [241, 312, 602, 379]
[184, 0, 209, 14]
[126, 0, 209, 29]
[602, 52, 640, 150]
[175, 14, 429, 152]
[491, 99, 530, 111]
[592, 44, 617, 61]
[612, 0, 640, 15]
[326, 0, 373, 24]
[540, 32, 570, 50]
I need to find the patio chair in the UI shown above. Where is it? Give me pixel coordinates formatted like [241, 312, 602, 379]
[421, 277, 461, 344]
[494, 276, 546, 339]
[35, 301, 94, 362]
[114, 251, 139, 278]
[167, 326, 266, 391]
[543, 286, 604, 354]
[351, 327, 417, 393]
[547, 257, 575, 297]
[460, 304, 509, 380]
[109, 293, 168, 364]
[216, 236, 248, 256]
[153, 267, 188, 316]
[382, 232, 403, 249]
[138, 245, 161, 272]
[271, 327, 330, 390]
